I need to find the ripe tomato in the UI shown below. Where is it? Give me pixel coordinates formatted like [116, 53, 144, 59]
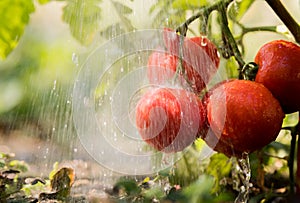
[135, 87, 207, 153]
[255, 40, 300, 114]
[203, 80, 284, 157]
[148, 37, 220, 94]
[187, 36, 220, 69]
[147, 51, 178, 85]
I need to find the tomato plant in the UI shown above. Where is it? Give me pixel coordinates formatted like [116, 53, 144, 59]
[134, 0, 300, 202]
[1, 0, 300, 203]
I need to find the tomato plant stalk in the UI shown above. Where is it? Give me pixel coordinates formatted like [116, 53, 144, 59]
[265, 0, 300, 43]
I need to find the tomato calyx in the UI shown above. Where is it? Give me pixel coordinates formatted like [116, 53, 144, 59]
[240, 62, 259, 81]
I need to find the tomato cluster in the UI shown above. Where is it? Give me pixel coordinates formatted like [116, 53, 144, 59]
[136, 29, 300, 156]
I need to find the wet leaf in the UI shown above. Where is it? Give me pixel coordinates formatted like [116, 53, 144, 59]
[9, 160, 28, 173]
[183, 175, 233, 203]
[110, 1, 135, 31]
[0, 0, 35, 60]
[38, 167, 75, 201]
[111, 1, 133, 14]
[114, 178, 141, 196]
[206, 153, 231, 193]
[99, 23, 126, 39]
[50, 167, 75, 192]
[142, 186, 165, 201]
[168, 149, 203, 187]
[150, 0, 186, 28]
[228, 0, 255, 21]
[62, 0, 102, 45]
[225, 56, 239, 78]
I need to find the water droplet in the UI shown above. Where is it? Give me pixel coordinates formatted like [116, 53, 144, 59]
[74, 148, 78, 153]
[200, 37, 207, 46]
[84, 97, 90, 106]
[72, 53, 79, 66]
[52, 80, 57, 91]
[120, 67, 124, 72]
[232, 153, 251, 203]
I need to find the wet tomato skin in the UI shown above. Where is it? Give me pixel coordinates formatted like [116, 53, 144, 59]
[135, 87, 207, 153]
[147, 51, 178, 85]
[255, 40, 300, 113]
[149, 30, 220, 94]
[203, 80, 284, 157]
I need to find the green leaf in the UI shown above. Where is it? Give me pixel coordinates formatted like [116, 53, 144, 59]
[9, 160, 28, 173]
[225, 56, 239, 79]
[150, 0, 186, 29]
[111, 1, 132, 14]
[142, 186, 165, 201]
[206, 153, 231, 193]
[0, 0, 35, 60]
[114, 178, 141, 196]
[62, 0, 102, 45]
[110, 1, 135, 31]
[183, 175, 233, 203]
[172, 0, 208, 10]
[168, 149, 203, 187]
[228, 0, 255, 21]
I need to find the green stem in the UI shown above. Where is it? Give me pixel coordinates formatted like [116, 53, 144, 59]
[243, 26, 278, 34]
[289, 127, 297, 196]
[265, 0, 300, 43]
[176, 0, 233, 35]
[218, 1, 245, 73]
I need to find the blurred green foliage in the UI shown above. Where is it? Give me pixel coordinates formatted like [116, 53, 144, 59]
[0, 0, 34, 60]
[62, 0, 102, 45]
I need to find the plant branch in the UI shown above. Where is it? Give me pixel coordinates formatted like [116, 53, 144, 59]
[289, 127, 297, 196]
[265, 0, 300, 43]
[175, 0, 233, 35]
[243, 26, 278, 34]
[218, 1, 245, 71]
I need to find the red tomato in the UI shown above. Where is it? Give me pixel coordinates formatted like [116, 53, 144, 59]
[255, 40, 300, 113]
[135, 87, 207, 153]
[147, 51, 178, 85]
[203, 80, 284, 157]
[151, 29, 220, 94]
